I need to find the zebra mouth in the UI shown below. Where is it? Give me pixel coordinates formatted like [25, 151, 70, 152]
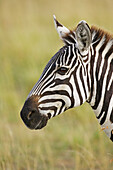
[34, 116, 48, 130]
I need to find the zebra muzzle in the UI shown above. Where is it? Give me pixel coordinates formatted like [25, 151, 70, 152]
[20, 95, 49, 130]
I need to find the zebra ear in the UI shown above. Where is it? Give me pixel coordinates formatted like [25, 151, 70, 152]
[75, 21, 92, 52]
[53, 15, 76, 45]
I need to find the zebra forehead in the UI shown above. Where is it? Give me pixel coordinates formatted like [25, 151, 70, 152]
[38, 46, 69, 79]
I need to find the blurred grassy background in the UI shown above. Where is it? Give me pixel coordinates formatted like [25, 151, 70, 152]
[0, 0, 113, 169]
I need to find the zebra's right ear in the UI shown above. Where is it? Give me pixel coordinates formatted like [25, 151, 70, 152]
[75, 21, 92, 53]
[53, 15, 76, 45]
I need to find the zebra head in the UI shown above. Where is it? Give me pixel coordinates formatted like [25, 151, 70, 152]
[20, 16, 92, 130]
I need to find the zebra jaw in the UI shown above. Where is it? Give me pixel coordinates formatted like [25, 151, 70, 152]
[20, 95, 49, 130]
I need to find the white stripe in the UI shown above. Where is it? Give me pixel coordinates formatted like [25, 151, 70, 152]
[70, 75, 80, 107]
[66, 46, 71, 65]
[107, 72, 113, 91]
[38, 94, 71, 108]
[41, 84, 72, 97]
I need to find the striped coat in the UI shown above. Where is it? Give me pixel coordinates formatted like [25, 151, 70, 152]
[20, 16, 113, 142]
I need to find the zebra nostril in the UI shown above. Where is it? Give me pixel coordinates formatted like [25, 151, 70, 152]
[27, 111, 32, 120]
[27, 110, 35, 120]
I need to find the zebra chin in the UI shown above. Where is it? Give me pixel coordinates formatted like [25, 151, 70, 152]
[20, 95, 49, 130]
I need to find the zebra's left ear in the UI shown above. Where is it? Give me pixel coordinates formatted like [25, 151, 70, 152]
[53, 15, 76, 45]
[75, 21, 92, 53]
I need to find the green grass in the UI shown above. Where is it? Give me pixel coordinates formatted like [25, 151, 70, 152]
[0, 0, 113, 169]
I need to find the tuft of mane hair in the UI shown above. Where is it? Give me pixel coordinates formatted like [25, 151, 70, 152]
[91, 26, 113, 44]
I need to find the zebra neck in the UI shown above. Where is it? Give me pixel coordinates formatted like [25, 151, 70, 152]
[87, 36, 113, 140]
[88, 32, 113, 116]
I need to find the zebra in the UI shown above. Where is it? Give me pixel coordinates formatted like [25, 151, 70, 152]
[20, 16, 113, 142]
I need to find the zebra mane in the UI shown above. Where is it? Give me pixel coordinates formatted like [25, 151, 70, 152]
[65, 25, 113, 48]
[91, 26, 113, 45]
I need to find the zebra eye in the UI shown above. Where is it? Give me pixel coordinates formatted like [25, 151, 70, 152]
[57, 67, 69, 75]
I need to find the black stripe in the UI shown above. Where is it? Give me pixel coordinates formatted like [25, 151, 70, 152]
[68, 81, 75, 108]
[38, 99, 65, 117]
[110, 130, 113, 142]
[39, 106, 57, 117]
[64, 47, 69, 64]
[80, 66, 87, 99]
[105, 45, 113, 60]
[97, 88, 112, 125]
[87, 48, 95, 103]
[73, 63, 83, 105]
[110, 108, 113, 123]
[41, 90, 71, 98]
[66, 45, 74, 66]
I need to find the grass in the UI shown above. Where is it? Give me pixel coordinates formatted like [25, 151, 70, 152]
[0, 0, 113, 169]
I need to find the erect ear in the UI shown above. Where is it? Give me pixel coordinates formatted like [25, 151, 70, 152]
[53, 15, 76, 45]
[75, 21, 92, 53]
